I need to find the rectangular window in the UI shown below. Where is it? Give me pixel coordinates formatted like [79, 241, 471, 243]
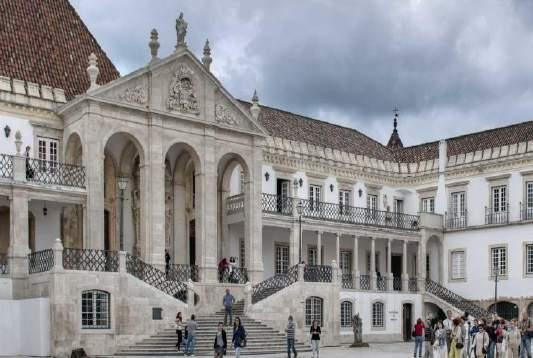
[339, 250, 352, 273]
[81, 290, 110, 329]
[239, 238, 245, 268]
[307, 246, 318, 266]
[527, 182, 533, 209]
[38, 137, 59, 171]
[309, 185, 321, 211]
[372, 302, 384, 328]
[339, 190, 350, 214]
[421, 197, 435, 213]
[450, 191, 466, 217]
[394, 199, 404, 213]
[367, 194, 378, 211]
[492, 185, 507, 212]
[451, 250, 465, 280]
[491, 246, 507, 276]
[526, 244, 533, 275]
[275, 244, 289, 274]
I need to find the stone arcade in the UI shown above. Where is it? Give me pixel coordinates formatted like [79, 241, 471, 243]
[1, 2, 533, 356]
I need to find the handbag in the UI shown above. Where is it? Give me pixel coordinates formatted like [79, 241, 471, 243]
[456, 342, 464, 349]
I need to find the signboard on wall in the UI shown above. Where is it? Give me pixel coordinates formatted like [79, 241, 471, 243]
[389, 310, 399, 321]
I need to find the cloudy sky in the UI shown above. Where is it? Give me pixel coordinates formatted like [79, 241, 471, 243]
[71, 0, 533, 147]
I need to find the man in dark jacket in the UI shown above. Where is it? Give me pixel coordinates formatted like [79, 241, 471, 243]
[424, 319, 435, 358]
[214, 322, 227, 358]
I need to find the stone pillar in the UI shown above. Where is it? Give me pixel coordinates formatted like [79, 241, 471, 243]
[387, 238, 393, 291]
[352, 235, 360, 290]
[331, 259, 341, 285]
[317, 231, 322, 265]
[297, 263, 305, 282]
[52, 238, 64, 272]
[417, 238, 426, 293]
[119, 251, 127, 274]
[244, 282, 252, 312]
[370, 237, 376, 290]
[9, 188, 29, 298]
[187, 280, 195, 308]
[289, 226, 299, 267]
[402, 240, 409, 292]
[335, 232, 340, 265]
[13, 155, 25, 182]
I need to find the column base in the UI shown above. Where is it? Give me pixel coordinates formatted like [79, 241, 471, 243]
[386, 273, 394, 291]
[9, 255, 29, 299]
[353, 270, 360, 290]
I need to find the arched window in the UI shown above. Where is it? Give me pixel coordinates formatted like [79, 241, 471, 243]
[341, 301, 353, 328]
[488, 301, 519, 321]
[82, 290, 110, 329]
[372, 301, 384, 328]
[305, 296, 323, 326]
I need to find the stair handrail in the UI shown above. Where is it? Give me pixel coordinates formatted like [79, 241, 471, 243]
[126, 253, 188, 303]
[251, 265, 299, 304]
[425, 278, 491, 318]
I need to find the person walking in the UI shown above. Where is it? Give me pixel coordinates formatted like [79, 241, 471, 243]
[232, 317, 247, 358]
[286, 315, 297, 358]
[486, 320, 498, 358]
[413, 318, 425, 358]
[185, 314, 197, 356]
[519, 312, 532, 358]
[495, 320, 506, 358]
[434, 321, 448, 358]
[450, 317, 464, 358]
[175, 312, 183, 351]
[310, 320, 321, 358]
[507, 319, 521, 358]
[424, 319, 435, 358]
[214, 322, 227, 358]
[223, 289, 235, 326]
[473, 323, 489, 358]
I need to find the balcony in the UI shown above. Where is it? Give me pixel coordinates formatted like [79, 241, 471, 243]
[226, 193, 244, 215]
[485, 206, 509, 225]
[261, 193, 293, 215]
[520, 202, 533, 222]
[445, 211, 467, 230]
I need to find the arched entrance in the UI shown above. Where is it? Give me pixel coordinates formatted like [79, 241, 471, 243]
[403, 303, 413, 341]
[424, 302, 446, 324]
[488, 301, 519, 320]
[426, 235, 443, 283]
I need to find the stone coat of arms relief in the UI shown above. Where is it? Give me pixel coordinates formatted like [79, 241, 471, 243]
[167, 64, 200, 115]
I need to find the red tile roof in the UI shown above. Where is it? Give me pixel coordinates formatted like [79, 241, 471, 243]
[0, 0, 119, 99]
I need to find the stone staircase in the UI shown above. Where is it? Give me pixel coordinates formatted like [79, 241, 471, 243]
[116, 301, 310, 356]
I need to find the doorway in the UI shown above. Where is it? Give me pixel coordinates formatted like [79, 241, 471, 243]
[104, 210, 110, 251]
[403, 303, 413, 341]
[392, 255, 402, 291]
[189, 219, 196, 265]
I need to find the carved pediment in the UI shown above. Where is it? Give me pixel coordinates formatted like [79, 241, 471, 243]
[215, 103, 239, 126]
[166, 64, 200, 115]
[119, 85, 147, 106]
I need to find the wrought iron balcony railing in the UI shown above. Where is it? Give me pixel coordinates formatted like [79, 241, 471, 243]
[0, 154, 14, 179]
[26, 158, 86, 188]
[218, 267, 248, 284]
[304, 265, 333, 283]
[360, 274, 371, 290]
[261, 193, 293, 215]
[226, 193, 245, 215]
[377, 276, 386, 291]
[408, 277, 418, 292]
[0, 253, 7, 274]
[393, 276, 402, 291]
[520, 202, 533, 222]
[63, 248, 119, 272]
[342, 273, 353, 289]
[445, 210, 467, 230]
[251, 265, 299, 304]
[28, 249, 54, 274]
[485, 205, 509, 225]
[167, 264, 199, 282]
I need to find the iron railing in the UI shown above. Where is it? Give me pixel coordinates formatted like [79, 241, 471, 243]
[226, 194, 245, 215]
[393, 276, 402, 291]
[261, 193, 293, 215]
[0, 154, 14, 179]
[251, 265, 299, 304]
[304, 265, 333, 282]
[408, 277, 418, 292]
[342, 273, 353, 289]
[360, 274, 370, 290]
[63, 248, 119, 272]
[218, 267, 249, 284]
[167, 264, 199, 282]
[520, 202, 533, 221]
[0, 254, 7, 274]
[26, 158, 86, 188]
[377, 276, 386, 291]
[485, 205, 509, 225]
[425, 278, 491, 319]
[28, 249, 54, 274]
[445, 211, 467, 230]
[126, 254, 187, 302]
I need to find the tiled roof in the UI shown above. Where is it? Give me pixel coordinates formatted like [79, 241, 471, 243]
[0, 0, 119, 100]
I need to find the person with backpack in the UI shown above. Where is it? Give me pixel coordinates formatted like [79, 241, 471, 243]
[286, 315, 297, 358]
[413, 318, 425, 358]
[310, 319, 321, 358]
[232, 317, 247, 358]
[214, 322, 227, 358]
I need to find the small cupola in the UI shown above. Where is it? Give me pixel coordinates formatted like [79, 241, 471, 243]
[386, 107, 403, 149]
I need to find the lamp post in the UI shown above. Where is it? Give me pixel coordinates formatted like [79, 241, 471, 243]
[493, 266, 499, 316]
[293, 179, 304, 265]
[117, 176, 129, 251]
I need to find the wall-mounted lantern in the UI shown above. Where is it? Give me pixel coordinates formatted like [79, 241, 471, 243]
[358, 188, 363, 197]
[4, 125, 11, 138]
[298, 178, 303, 187]
[329, 184, 334, 192]
[43, 201, 48, 216]
[264, 172, 270, 181]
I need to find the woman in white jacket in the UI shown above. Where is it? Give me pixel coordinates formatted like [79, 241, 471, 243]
[433, 321, 448, 358]
[473, 324, 489, 358]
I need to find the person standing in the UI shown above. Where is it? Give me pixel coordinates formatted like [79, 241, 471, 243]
[486, 320, 498, 358]
[232, 317, 246, 358]
[473, 323, 489, 358]
[519, 312, 532, 358]
[444, 311, 454, 353]
[310, 320, 321, 358]
[214, 322, 227, 358]
[413, 318, 425, 358]
[450, 318, 464, 358]
[507, 320, 521, 358]
[286, 315, 297, 358]
[223, 289, 235, 326]
[175, 312, 183, 351]
[434, 321, 448, 358]
[165, 249, 171, 276]
[185, 314, 197, 356]
[424, 319, 435, 358]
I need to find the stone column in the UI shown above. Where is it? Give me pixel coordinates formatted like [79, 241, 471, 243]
[297, 263, 305, 282]
[289, 226, 299, 267]
[244, 282, 252, 312]
[9, 189, 30, 298]
[119, 251, 127, 274]
[85, 151, 105, 249]
[335, 232, 340, 265]
[370, 237, 376, 290]
[402, 240, 409, 292]
[52, 238, 64, 272]
[387, 238, 393, 291]
[417, 238, 426, 293]
[352, 235, 360, 290]
[187, 280, 195, 309]
[317, 231, 322, 265]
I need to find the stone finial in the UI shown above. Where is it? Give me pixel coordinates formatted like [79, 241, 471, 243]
[202, 39, 212, 71]
[14, 131, 22, 155]
[175, 12, 188, 50]
[250, 89, 261, 120]
[149, 29, 160, 63]
[87, 53, 100, 92]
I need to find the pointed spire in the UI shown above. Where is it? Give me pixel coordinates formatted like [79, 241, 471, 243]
[202, 39, 212, 71]
[250, 89, 261, 120]
[149, 28, 160, 63]
[175, 12, 188, 50]
[87, 53, 100, 92]
[387, 107, 403, 149]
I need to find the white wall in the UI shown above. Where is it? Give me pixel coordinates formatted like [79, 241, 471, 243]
[0, 297, 50, 356]
[0, 113, 33, 155]
[31, 200, 62, 251]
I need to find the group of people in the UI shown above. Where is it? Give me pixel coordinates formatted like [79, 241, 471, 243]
[412, 310, 533, 358]
[217, 257, 241, 283]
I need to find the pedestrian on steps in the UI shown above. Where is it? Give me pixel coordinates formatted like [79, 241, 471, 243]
[185, 314, 197, 356]
[223, 289, 235, 326]
[214, 322, 227, 358]
[233, 316, 247, 358]
[310, 319, 321, 358]
[175, 312, 183, 351]
[286, 315, 298, 358]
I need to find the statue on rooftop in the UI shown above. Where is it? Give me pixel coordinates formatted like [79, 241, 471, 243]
[176, 12, 188, 49]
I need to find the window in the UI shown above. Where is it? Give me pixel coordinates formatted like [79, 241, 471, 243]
[367, 194, 378, 211]
[81, 290, 110, 329]
[275, 244, 289, 274]
[394, 199, 404, 213]
[339, 190, 350, 214]
[525, 182, 533, 220]
[491, 246, 507, 276]
[491, 186, 507, 212]
[340, 301, 353, 328]
[450, 250, 465, 280]
[239, 170, 245, 194]
[339, 250, 352, 273]
[421, 197, 435, 213]
[239, 239, 245, 268]
[309, 185, 321, 211]
[426, 254, 430, 278]
[307, 246, 322, 266]
[450, 191, 466, 217]
[305, 296, 323, 326]
[37, 137, 58, 171]
[526, 244, 533, 275]
[372, 302, 384, 328]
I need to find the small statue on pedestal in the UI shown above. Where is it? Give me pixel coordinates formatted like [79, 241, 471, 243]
[350, 313, 369, 347]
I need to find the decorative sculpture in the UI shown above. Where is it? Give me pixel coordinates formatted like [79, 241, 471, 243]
[167, 65, 200, 115]
[215, 104, 238, 126]
[175, 12, 188, 49]
[119, 85, 147, 106]
[350, 314, 369, 347]
[202, 39, 212, 71]
[149, 29, 160, 62]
